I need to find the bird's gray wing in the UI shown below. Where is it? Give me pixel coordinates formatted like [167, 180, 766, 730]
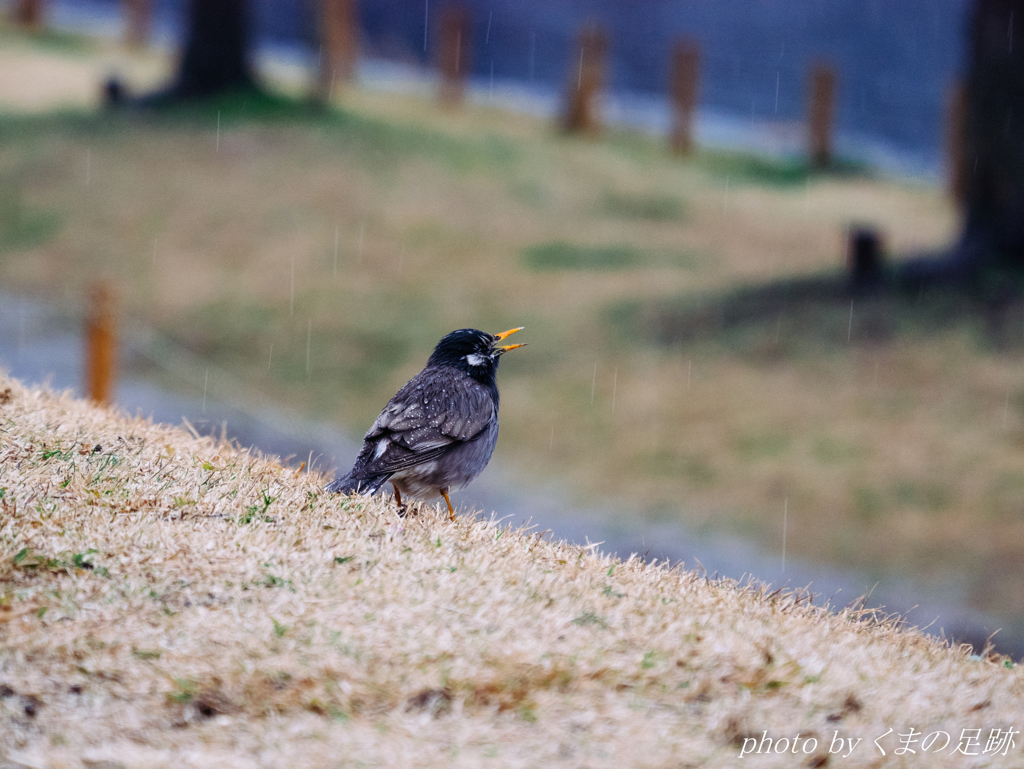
[350, 371, 495, 477]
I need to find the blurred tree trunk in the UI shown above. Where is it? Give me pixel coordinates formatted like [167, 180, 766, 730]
[172, 0, 256, 98]
[959, 0, 1024, 266]
[900, 0, 1024, 285]
[16, 0, 43, 30]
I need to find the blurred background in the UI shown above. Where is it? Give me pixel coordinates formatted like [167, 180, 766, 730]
[3, 0, 1024, 658]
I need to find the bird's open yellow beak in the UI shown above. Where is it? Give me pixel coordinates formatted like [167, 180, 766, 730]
[493, 327, 526, 352]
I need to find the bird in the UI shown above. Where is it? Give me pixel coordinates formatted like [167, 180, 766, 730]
[326, 327, 525, 521]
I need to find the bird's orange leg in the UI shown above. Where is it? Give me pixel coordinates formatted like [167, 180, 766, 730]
[440, 488, 456, 522]
[392, 485, 406, 515]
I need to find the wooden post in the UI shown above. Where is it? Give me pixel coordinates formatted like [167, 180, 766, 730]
[808, 61, 837, 169]
[16, 0, 44, 30]
[85, 283, 117, 406]
[563, 23, 608, 135]
[847, 226, 885, 289]
[318, 0, 357, 99]
[945, 77, 967, 207]
[437, 5, 471, 108]
[123, 0, 151, 48]
[669, 39, 701, 155]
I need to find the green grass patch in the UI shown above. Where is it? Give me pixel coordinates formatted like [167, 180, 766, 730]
[734, 431, 791, 461]
[524, 242, 639, 271]
[523, 241, 699, 272]
[0, 26, 96, 55]
[812, 435, 863, 465]
[0, 188, 60, 253]
[853, 486, 885, 520]
[697, 150, 868, 187]
[599, 191, 685, 221]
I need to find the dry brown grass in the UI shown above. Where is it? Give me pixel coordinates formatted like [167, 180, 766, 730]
[4, 30, 1024, 624]
[1, 374, 1022, 767]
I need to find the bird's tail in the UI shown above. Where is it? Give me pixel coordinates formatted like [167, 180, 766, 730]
[325, 473, 390, 496]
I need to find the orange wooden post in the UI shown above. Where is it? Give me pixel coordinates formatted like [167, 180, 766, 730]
[945, 77, 968, 207]
[807, 61, 837, 169]
[123, 0, 152, 49]
[16, 0, 44, 30]
[563, 23, 608, 135]
[318, 0, 357, 99]
[85, 283, 117, 406]
[437, 5, 471, 107]
[669, 39, 701, 155]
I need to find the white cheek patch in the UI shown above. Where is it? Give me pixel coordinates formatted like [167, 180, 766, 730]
[465, 353, 488, 367]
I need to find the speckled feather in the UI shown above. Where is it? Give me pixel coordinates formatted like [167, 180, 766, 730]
[326, 328, 519, 503]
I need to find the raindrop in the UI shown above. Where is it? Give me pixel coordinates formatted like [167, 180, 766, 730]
[216, 110, 221, 152]
[306, 320, 312, 378]
[611, 367, 618, 414]
[1003, 387, 1011, 429]
[85, 149, 91, 185]
[847, 299, 854, 342]
[723, 176, 730, 216]
[268, 343, 273, 370]
[686, 358, 692, 390]
[549, 426, 554, 450]
[529, 31, 536, 81]
[590, 362, 597, 404]
[290, 256, 295, 315]
[203, 368, 209, 413]
[333, 226, 339, 278]
[17, 307, 27, 361]
[485, 11, 492, 46]
[577, 47, 585, 91]
[781, 497, 788, 574]
[774, 71, 780, 114]
[423, 0, 429, 52]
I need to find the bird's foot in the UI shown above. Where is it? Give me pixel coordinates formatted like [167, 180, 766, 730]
[441, 489, 456, 523]
[392, 486, 408, 517]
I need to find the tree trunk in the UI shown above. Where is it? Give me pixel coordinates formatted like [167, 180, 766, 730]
[16, 0, 44, 30]
[899, 0, 1024, 285]
[960, 0, 1024, 265]
[173, 0, 255, 99]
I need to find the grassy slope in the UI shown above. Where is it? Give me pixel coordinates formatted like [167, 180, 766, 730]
[1, 375, 1022, 767]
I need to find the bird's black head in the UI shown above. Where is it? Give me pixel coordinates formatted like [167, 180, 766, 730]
[427, 327, 525, 384]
